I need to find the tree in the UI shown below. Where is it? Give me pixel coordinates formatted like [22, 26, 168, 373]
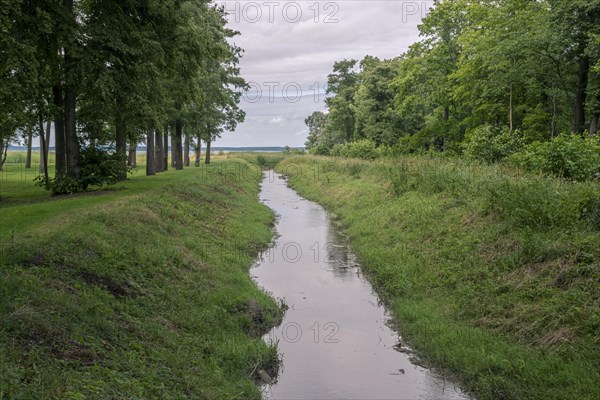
[39, 121, 51, 174]
[352, 56, 401, 146]
[185, 6, 247, 165]
[2, 0, 248, 191]
[304, 111, 329, 150]
[146, 127, 155, 176]
[548, 0, 600, 133]
[325, 59, 358, 143]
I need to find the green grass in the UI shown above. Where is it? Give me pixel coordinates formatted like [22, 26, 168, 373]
[0, 158, 281, 399]
[0, 152, 236, 240]
[277, 155, 600, 400]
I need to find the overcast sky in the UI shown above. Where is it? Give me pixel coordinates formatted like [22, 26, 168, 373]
[26, 1, 432, 149]
[215, 0, 433, 147]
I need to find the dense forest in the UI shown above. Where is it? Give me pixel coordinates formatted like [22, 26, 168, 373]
[306, 0, 600, 180]
[0, 0, 245, 193]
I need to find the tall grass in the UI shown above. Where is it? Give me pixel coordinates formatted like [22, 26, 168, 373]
[278, 155, 600, 400]
[0, 159, 282, 399]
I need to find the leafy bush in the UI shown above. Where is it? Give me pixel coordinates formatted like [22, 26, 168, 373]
[79, 147, 127, 190]
[310, 143, 331, 156]
[463, 125, 523, 163]
[332, 139, 379, 160]
[34, 173, 80, 195]
[36, 147, 127, 194]
[509, 135, 600, 181]
[330, 144, 343, 157]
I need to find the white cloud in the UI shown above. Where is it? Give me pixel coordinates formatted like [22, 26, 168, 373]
[269, 116, 285, 125]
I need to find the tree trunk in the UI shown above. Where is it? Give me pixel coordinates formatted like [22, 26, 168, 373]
[115, 98, 127, 181]
[53, 85, 66, 176]
[509, 83, 513, 134]
[574, 56, 589, 133]
[146, 128, 155, 176]
[174, 120, 183, 170]
[551, 94, 557, 137]
[39, 135, 44, 173]
[64, 86, 79, 180]
[38, 112, 49, 184]
[0, 138, 7, 171]
[163, 127, 169, 171]
[155, 129, 164, 172]
[40, 121, 51, 173]
[590, 114, 599, 137]
[195, 134, 201, 167]
[184, 133, 190, 167]
[128, 140, 137, 167]
[205, 139, 211, 165]
[25, 126, 33, 168]
[63, 0, 79, 181]
[45, 121, 51, 161]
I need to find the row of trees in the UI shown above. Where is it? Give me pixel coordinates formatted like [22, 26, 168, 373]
[1, 0, 245, 190]
[306, 0, 599, 154]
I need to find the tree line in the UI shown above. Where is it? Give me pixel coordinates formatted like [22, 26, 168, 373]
[306, 0, 599, 158]
[1, 0, 245, 193]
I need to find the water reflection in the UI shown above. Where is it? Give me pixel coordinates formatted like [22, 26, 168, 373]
[254, 171, 471, 400]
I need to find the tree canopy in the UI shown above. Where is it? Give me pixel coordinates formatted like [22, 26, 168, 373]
[1, 0, 246, 191]
[306, 0, 600, 155]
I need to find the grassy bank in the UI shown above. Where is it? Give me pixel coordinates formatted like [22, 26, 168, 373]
[0, 159, 281, 399]
[277, 155, 600, 400]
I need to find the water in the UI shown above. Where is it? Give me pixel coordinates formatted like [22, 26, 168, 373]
[253, 171, 470, 400]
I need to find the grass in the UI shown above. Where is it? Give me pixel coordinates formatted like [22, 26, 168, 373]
[0, 156, 282, 399]
[276, 155, 600, 400]
[0, 152, 245, 239]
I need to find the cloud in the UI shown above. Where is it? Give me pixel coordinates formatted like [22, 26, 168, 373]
[269, 116, 285, 125]
[214, 1, 433, 147]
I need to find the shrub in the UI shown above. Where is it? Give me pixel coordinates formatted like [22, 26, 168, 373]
[79, 147, 127, 190]
[509, 135, 600, 181]
[310, 143, 331, 156]
[290, 148, 306, 155]
[330, 144, 343, 157]
[36, 147, 128, 194]
[334, 139, 379, 160]
[463, 125, 523, 163]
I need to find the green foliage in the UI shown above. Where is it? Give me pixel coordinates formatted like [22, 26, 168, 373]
[310, 143, 331, 156]
[304, 111, 329, 150]
[305, 0, 600, 162]
[463, 125, 523, 163]
[79, 147, 129, 190]
[509, 135, 600, 181]
[352, 57, 402, 146]
[2, 0, 246, 182]
[35, 148, 130, 194]
[331, 139, 379, 160]
[325, 59, 359, 144]
[34, 173, 80, 195]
